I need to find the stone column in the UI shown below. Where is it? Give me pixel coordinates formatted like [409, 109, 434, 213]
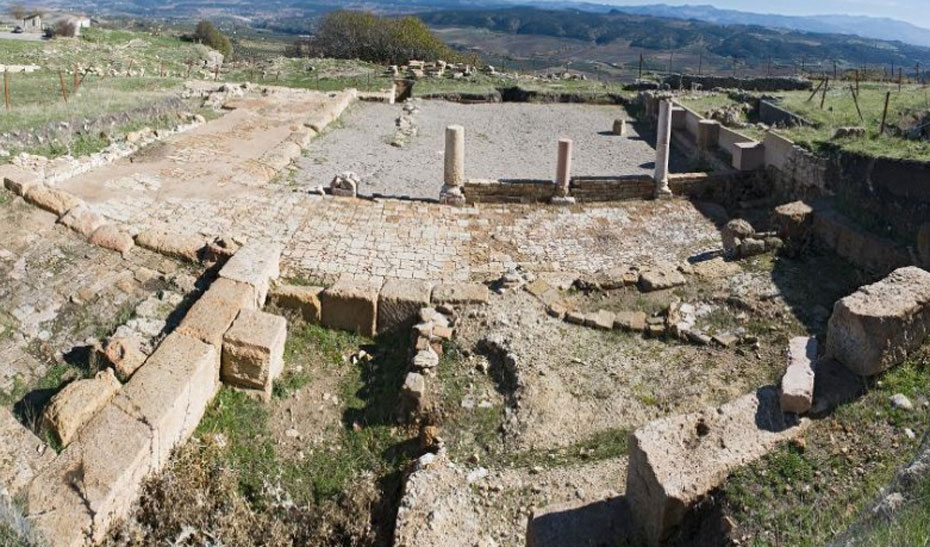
[440, 125, 466, 206]
[654, 100, 673, 199]
[389, 83, 397, 105]
[552, 138, 576, 205]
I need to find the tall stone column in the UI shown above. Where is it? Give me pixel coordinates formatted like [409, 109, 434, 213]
[440, 125, 466, 206]
[654, 99, 673, 199]
[552, 138, 576, 205]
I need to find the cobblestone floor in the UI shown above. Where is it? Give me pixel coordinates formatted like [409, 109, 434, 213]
[0, 192, 192, 394]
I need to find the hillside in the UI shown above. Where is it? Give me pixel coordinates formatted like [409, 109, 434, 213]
[608, 4, 930, 49]
[420, 7, 930, 70]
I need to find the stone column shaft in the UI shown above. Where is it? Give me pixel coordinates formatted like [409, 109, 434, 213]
[440, 124, 466, 206]
[654, 100, 673, 198]
[556, 138, 572, 194]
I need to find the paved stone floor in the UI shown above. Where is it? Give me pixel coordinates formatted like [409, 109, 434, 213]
[295, 101, 693, 199]
[0, 192, 192, 393]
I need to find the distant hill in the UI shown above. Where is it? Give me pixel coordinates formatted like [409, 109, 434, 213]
[419, 7, 930, 69]
[605, 4, 930, 49]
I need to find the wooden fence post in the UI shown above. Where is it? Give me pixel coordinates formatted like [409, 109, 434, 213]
[879, 91, 891, 135]
[820, 77, 829, 109]
[57, 70, 69, 103]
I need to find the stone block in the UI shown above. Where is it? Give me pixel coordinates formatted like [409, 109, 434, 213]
[24, 184, 83, 216]
[177, 293, 243, 348]
[58, 205, 106, 238]
[25, 402, 156, 547]
[825, 266, 930, 376]
[732, 141, 765, 171]
[222, 309, 287, 398]
[135, 228, 206, 263]
[0, 164, 39, 196]
[113, 332, 219, 467]
[206, 277, 259, 311]
[218, 242, 282, 308]
[612, 118, 626, 136]
[614, 311, 646, 332]
[96, 336, 147, 381]
[0, 408, 54, 498]
[772, 201, 813, 244]
[43, 369, 121, 447]
[780, 336, 817, 414]
[320, 276, 381, 337]
[696, 119, 720, 150]
[584, 310, 615, 330]
[378, 279, 434, 334]
[638, 267, 685, 292]
[626, 387, 807, 545]
[270, 284, 323, 323]
[89, 224, 134, 254]
[431, 282, 490, 305]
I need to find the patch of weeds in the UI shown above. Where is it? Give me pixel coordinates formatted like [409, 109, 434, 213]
[274, 322, 364, 399]
[94, 302, 136, 339]
[196, 388, 276, 501]
[720, 353, 930, 546]
[500, 427, 630, 470]
[853, 467, 930, 546]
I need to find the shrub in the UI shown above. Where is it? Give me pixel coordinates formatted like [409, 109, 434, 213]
[45, 20, 76, 39]
[192, 20, 232, 59]
[291, 11, 455, 65]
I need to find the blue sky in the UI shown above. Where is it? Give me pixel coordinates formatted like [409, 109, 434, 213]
[596, 0, 930, 28]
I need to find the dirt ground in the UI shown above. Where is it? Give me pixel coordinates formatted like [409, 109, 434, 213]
[295, 101, 693, 199]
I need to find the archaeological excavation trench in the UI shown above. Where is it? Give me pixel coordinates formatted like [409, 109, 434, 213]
[1, 77, 929, 547]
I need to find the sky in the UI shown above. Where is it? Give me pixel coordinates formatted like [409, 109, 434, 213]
[596, 0, 930, 28]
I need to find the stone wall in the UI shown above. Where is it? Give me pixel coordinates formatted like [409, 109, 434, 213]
[759, 100, 812, 127]
[463, 178, 557, 203]
[570, 176, 654, 202]
[664, 75, 813, 92]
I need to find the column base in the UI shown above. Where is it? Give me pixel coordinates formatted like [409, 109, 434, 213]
[440, 185, 466, 206]
[654, 181, 673, 200]
[550, 196, 576, 206]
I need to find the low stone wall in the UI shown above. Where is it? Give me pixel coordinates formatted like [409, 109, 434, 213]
[463, 178, 557, 203]
[664, 75, 813, 92]
[570, 176, 654, 202]
[759, 100, 811, 127]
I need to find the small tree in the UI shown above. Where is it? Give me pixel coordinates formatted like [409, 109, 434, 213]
[45, 20, 76, 38]
[8, 3, 27, 22]
[193, 20, 232, 58]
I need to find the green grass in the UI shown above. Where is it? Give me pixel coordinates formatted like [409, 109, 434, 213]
[854, 470, 930, 546]
[198, 325, 418, 506]
[721, 353, 930, 546]
[775, 82, 930, 160]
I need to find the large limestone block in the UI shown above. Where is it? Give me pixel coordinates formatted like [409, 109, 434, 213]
[218, 242, 282, 308]
[24, 184, 83, 216]
[177, 277, 257, 349]
[0, 164, 39, 196]
[320, 276, 381, 337]
[222, 309, 287, 398]
[89, 224, 134, 254]
[638, 267, 686, 292]
[431, 282, 490, 305]
[378, 279, 434, 334]
[772, 201, 813, 243]
[826, 266, 930, 376]
[269, 284, 323, 323]
[43, 369, 121, 447]
[626, 387, 807, 545]
[113, 332, 219, 467]
[0, 408, 55, 497]
[96, 336, 147, 381]
[780, 336, 817, 414]
[26, 402, 156, 547]
[135, 228, 206, 263]
[59, 205, 106, 238]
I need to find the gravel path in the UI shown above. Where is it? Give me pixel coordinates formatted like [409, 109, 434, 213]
[296, 100, 690, 199]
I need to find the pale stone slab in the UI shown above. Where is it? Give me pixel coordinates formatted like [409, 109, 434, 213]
[26, 402, 155, 547]
[218, 242, 282, 308]
[0, 164, 39, 196]
[43, 369, 121, 447]
[89, 224, 134, 254]
[626, 387, 807, 545]
[96, 336, 147, 381]
[638, 267, 685, 292]
[0, 408, 54, 498]
[269, 284, 323, 323]
[431, 282, 490, 305]
[24, 184, 83, 216]
[113, 332, 219, 467]
[320, 275, 381, 337]
[826, 266, 930, 376]
[135, 228, 206, 263]
[222, 309, 287, 398]
[378, 278, 434, 334]
[780, 336, 817, 414]
[58, 205, 106, 238]
[176, 293, 243, 348]
[206, 278, 258, 311]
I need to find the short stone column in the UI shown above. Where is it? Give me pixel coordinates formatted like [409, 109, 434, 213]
[389, 83, 397, 105]
[612, 118, 626, 136]
[551, 138, 576, 205]
[654, 100, 673, 199]
[440, 125, 466, 206]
